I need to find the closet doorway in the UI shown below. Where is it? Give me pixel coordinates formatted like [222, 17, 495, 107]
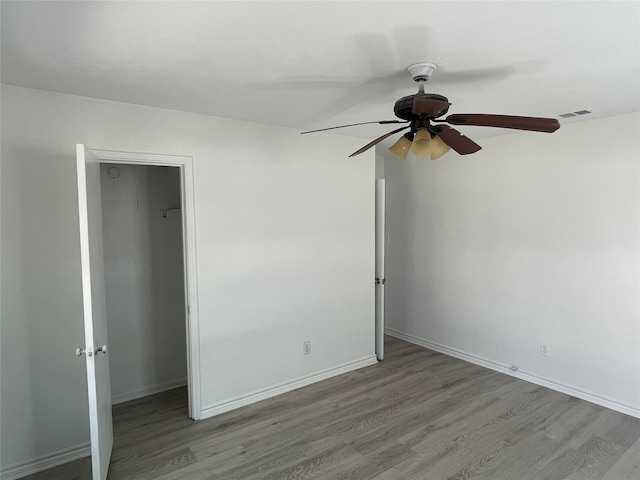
[100, 163, 186, 407]
[93, 149, 201, 420]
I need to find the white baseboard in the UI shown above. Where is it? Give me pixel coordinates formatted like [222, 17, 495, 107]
[200, 355, 379, 419]
[0, 443, 90, 480]
[386, 328, 640, 419]
[111, 378, 188, 405]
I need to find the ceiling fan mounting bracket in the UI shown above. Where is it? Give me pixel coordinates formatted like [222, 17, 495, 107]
[406, 62, 437, 82]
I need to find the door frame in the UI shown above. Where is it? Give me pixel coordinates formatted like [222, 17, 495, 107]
[91, 148, 201, 419]
[375, 178, 386, 361]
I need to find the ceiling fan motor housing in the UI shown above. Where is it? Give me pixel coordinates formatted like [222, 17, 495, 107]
[394, 94, 451, 122]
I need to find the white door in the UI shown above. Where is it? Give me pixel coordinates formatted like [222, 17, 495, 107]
[375, 179, 386, 360]
[76, 144, 113, 480]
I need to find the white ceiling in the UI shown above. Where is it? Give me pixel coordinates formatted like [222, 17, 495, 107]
[2, 1, 639, 154]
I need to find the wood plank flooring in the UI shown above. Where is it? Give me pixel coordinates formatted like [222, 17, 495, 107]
[23, 336, 640, 479]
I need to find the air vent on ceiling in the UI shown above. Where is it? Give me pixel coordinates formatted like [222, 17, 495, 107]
[559, 109, 593, 118]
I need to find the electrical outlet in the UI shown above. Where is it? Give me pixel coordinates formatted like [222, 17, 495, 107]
[540, 344, 549, 357]
[303, 341, 311, 355]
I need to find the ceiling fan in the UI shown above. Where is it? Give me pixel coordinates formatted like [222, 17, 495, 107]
[301, 63, 561, 160]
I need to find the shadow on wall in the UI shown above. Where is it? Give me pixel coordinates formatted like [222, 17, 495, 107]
[1, 138, 89, 466]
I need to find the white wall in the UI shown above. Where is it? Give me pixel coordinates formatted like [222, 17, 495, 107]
[0, 85, 375, 475]
[385, 113, 640, 416]
[100, 164, 187, 404]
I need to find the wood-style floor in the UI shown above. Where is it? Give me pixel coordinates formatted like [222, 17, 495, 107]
[24, 336, 640, 479]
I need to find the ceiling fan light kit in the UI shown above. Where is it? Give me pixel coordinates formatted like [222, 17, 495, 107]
[410, 129, 436, 157]
[301, 62, 561, 160]
[388, 132, 414, 160]
[427, 134, 451, 160]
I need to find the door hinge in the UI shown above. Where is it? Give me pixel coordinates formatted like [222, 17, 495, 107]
[375, 278, 386, 285]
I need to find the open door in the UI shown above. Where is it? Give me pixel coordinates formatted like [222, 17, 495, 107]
[375, 179, 386, 360]
[76, 144, 113, 480]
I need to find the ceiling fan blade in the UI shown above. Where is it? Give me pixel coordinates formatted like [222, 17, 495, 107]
[349, 126, 410, 157]
[443, 114, 560, 133]
[301, 120, 408, 134]
[412, 95, 451, 118]
[433, 125, 482, 155]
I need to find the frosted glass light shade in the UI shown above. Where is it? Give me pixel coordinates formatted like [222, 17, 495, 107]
[429, 135, 451, 160]
[410, 130, 433, 157]
[388, 133, 413, 160]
